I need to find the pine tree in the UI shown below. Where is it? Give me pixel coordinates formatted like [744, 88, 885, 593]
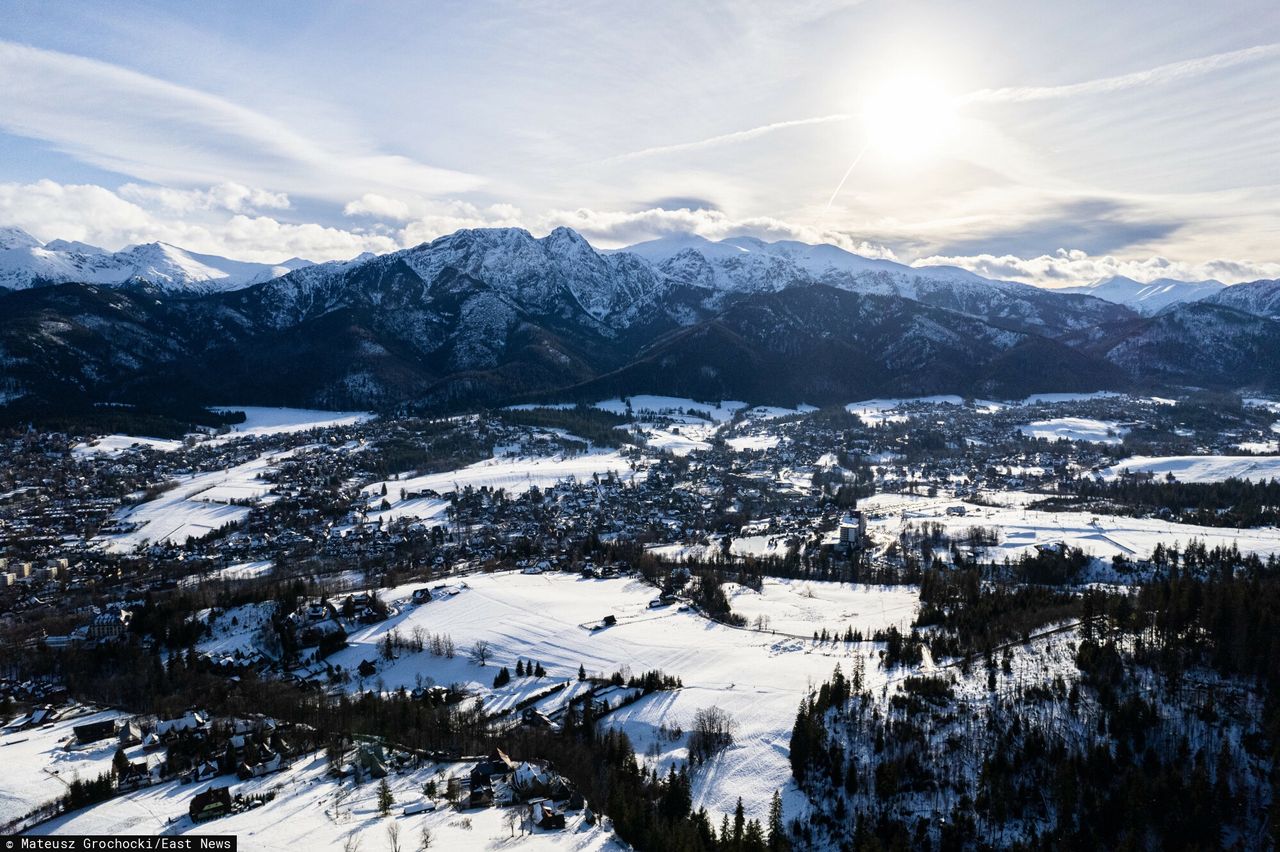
[767, 789, 789, 850]
[515, 659, 525, 677]
[734, 797, 746, 843]
[377, 777, 394, 815]
[578, 663, 587, 680]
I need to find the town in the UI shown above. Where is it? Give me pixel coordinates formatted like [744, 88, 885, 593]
[2, 392, 1279, 849]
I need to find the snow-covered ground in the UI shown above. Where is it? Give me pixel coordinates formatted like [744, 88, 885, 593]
[0, 707, 128, 825]
[1016, 417, 1129, 444]
[360, 451, 643, 524]
[1101, 455, 1280, 483]
[30, 755, 623, 851]
[209, 406, 374, 441]
[726, 434, 781, 452]
[595, 396, 747, 422]
[97, 448, 297, 552]
[724, 578, 918, 636]
[310, 573, 891, 824]
[861, 491, 1280, 562]
[72, 435, 185, 457]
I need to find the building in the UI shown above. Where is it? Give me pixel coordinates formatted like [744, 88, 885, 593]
[838, 512, 867, 549]
[87, 608, 131, 640]
[189, 786, 232, 823]
[72, 718, 118, 745]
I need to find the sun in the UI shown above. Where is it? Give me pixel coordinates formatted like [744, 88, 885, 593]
[860, 74, 957, 163]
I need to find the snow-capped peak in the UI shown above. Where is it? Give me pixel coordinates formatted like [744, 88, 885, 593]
[0, 226, 41, 251]
[0, 236, 315, 293]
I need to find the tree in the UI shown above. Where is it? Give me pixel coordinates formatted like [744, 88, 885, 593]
[342, 831, 362, 852]
[578, 663, 587, 680]
[417, 825, 433, 850]
[689, 705, 736, 762]
[493, 666, 511, 688]
[767, 789, 789, 851]
[516, 659, 525, 677]
[469, 640, 492, 666]
[377, 778, 394, 816]
[505, 807, 521, 837]
[112, 746, 130, 777]
[386, 821, 401, 852]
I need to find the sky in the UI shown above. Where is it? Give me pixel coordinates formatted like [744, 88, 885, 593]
[1, 0, 1278, 287]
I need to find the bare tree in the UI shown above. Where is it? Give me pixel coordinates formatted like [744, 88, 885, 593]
[342, 831, 362, 852]
[386, 821, 401, 852]
[689, 705, 737, 762]
[505, 808, 521, 837]
[469, 640, 492, 666]
[417, 825, 433, 850]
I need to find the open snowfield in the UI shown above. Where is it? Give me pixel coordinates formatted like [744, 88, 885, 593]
[211, 406, 374, 439]
[0, 707, 127, 825]
[1101, 455, 1280, 483]
[724, 578, 918, 636]
[315, 573, 890, 823]
[726, 434, 781, 452]
[72, 434, 185, 457]
[627, 420, 716, 455]
[862, 491, 1280, 562]
[595, 396, 747, 422]
[97, 448, 296, 552]
[30, 754, 623, 851]
[1016, 417, 1128, 444]
[361, 452, 643, 523]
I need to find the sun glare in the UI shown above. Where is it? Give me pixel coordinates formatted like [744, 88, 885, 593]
[861, 75, 956, 163]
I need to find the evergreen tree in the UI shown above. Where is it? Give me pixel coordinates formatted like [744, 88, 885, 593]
[767, 789, 789, 851]
[377, 777, 394, 815]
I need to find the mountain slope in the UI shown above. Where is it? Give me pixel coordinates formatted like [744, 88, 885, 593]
[0, 228, 313, 293]
[627, 233, 1134, 334]
[1089, 301, 1280, 390]
[1201, 278, 1280, 320]
[565, 285, 1126, 405]
[1060, 275, 1224, 314]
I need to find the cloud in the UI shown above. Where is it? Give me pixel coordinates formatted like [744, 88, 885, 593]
[344, 193, 414, 221]
[540, 205, 897, 257]
[914, 248, 1280, 288]
[119, 182, 290, 215]
[927, 197, 1184, 258]
[0, 41, 481, 204]
[605, 114, 851, 162]
[963, 43, 1280, 105]
[0, 179, 394, 262]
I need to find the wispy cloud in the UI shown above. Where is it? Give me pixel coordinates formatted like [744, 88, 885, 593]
[0, 41, 480, 203]
[605, 114, 851, 162]
[962, 43, 1280, 104]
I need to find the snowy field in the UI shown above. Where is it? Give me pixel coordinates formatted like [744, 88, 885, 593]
[73, 408, 373, 457]
[1101, 455, 1280, 483]
[210, 406, 374, 439]
[311, 573, 891, 824]
[724, 578, 918, 636]
[97, 448, 296, 552]
[361, 451, 643, 524]
[31, 755, 623, 851]
[860, 492, 1280, 562]
[0, 707, 127, 825]
[1016, 417, 1128, 444]
[72, 435, 185, 457]
[594, 396, 747, 422]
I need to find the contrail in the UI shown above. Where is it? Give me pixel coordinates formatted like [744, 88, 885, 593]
[962, 42, 1280, 104]
[606, 114, 851, 162]
[824, 139, 870, 212]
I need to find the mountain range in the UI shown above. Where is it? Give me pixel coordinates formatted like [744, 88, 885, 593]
[0, 225, 1277, 415]
[0, 226, 313, 293]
